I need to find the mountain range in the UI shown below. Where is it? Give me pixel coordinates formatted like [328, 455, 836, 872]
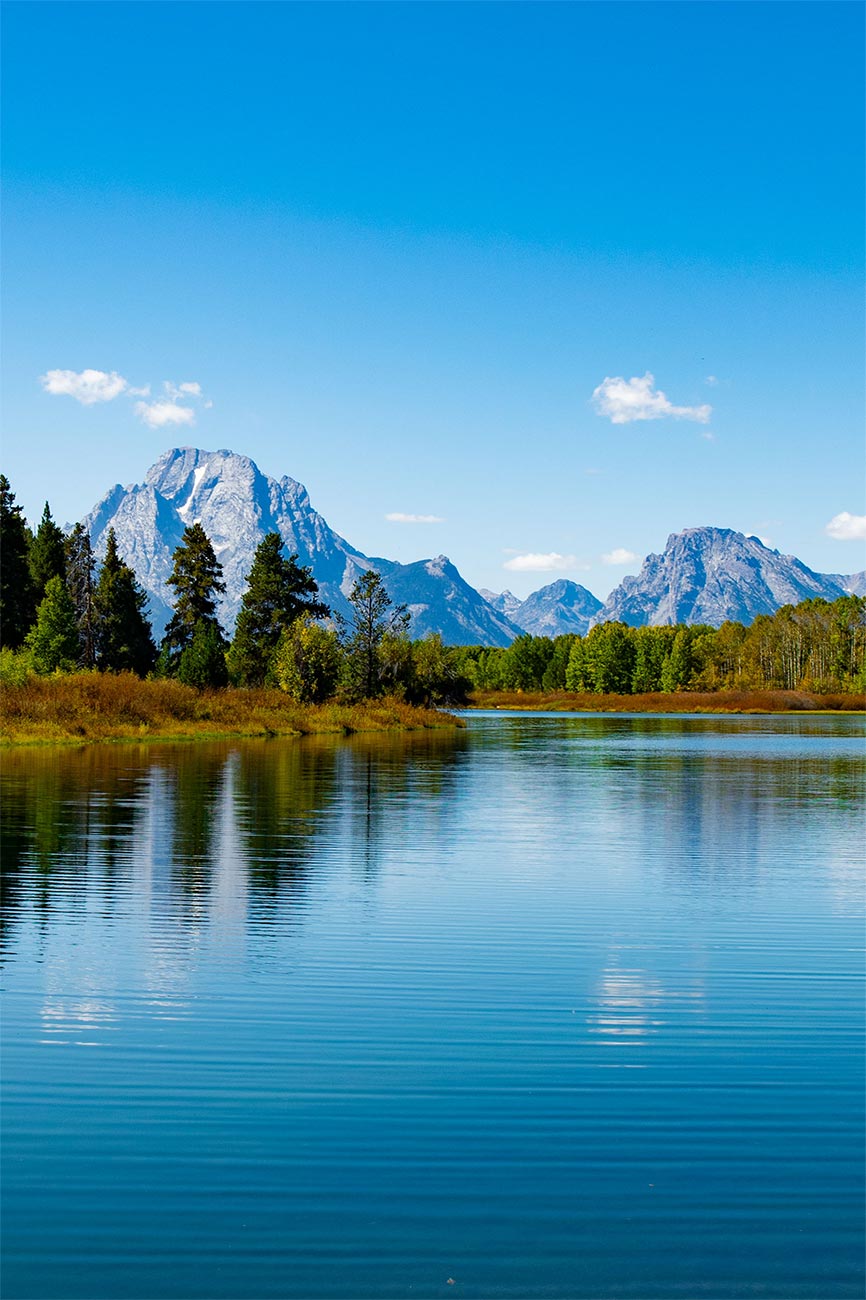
[81, 447, 864, 645]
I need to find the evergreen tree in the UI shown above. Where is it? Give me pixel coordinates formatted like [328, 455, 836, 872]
[25, 575, 79, 673]
[28, 501, 67, 601]
[0, 474, 36, 648]
[229, 533, 329, 686]
[660, 627, 694, 692]
[161, 523, 227, 676]
[65, 524, 97, 667]
[343, 570, 409, 699]
[178, 621, 229, 689]
[93, 529, 156, 675]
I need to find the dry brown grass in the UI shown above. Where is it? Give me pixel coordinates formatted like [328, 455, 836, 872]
[0, 672, 460, 746]
[470, 688, 866, 714]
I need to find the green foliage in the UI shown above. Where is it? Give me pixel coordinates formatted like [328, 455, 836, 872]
[500, 634, 554, 691]
[228, 533, 329, 686]
[582, 622, 635, 693]
[28, 501, 67, 600]
[177, 620, 229, 689]
[410, 633, 471, 706]
[542, 635, 576, 690]
[161, 523, 226, 674]
[660, 626, 693, 692]
[0, 646, 35, 685]
[93, 529, 156, 676]
[25, 575, 80, 673]
[65, 523, 97, 667]
[342, 570, 410, 700]
[275, 618, 343, 702]
[631, 626, 675, 693]
[0, 474, 36, 648]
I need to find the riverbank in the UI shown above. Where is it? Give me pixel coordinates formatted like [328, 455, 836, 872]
[0, 673, 461, 745]
[469, 688, 866, 713]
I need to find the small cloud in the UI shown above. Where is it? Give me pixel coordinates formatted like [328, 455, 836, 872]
[385, 512, 444, 524]
[583, 467, 602, 476]
[504, 552, 580, 573]
[178, 381, 202, 396]
[705, 375, 719, 386]
[601, 548, 639, 566]
[591, 371, 712, 425]
[127, 384, 151, 397]
[700, 431, 716, 441]
[826, 511, 866, 541]
[40, 368, 128, 405]
[134, 399, 196, 429]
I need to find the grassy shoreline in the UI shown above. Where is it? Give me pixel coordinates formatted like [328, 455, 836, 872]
[468, 688, 866, 714]
[0, 673, 461, 746]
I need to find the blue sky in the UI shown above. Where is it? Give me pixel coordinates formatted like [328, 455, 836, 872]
[2, 1, 863, 598]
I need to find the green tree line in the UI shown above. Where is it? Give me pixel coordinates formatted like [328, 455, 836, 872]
[455, 600, 866, 695]
[0, 475, 469, 705]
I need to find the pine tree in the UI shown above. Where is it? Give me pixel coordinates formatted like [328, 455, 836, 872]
[25, 575, 80, 673]
[229, 533, 329, 686]
[28, 502, 67, 601]
[343, 570, 409, 700]
[0, 474, 36, 648]
[178, 621, 229, 689]
[93, 529, 156, 675]
[161, 524, 226, 684]
[65, 524, 97, 668]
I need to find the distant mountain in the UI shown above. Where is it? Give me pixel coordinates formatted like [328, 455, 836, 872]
[592, 527, 855, 628]
[478, 588, 524, 621]
[481, 580, 602, 637]
[82, 448, 521, 646]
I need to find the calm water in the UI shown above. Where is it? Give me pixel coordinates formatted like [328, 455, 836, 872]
[2, 713, 864, 1300]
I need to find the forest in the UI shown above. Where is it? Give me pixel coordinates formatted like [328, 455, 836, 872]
[1, 475, 864, 714]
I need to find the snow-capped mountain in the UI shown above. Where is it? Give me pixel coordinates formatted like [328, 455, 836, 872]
[480, 580, 603, 637]
[591, 527, 857, 628]
[82, 448, 522, 646]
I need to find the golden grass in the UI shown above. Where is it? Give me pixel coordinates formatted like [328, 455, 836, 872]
[0, 672, 460, 746]
[470, 688, 866, 714]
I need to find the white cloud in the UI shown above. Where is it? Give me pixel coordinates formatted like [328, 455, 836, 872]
[504, 552, 580, 573]
[705, 374, 719, 386]
[127, 384, 151, 397]
[825, 511, 866, 541]
[700, 431, 716, 441]
[178, 381, 202, 396]
[40, 368, 128, 405]
[385, 512, 444, 524]
[601, 548, 639, 566]
[134, 399, 196, 429]
[591, 371, 712, 425]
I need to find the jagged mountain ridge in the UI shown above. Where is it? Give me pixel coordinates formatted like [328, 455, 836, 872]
[480, 580, 603, 637]
[592, 527, 859, 628]
[82, 448, 522, 646]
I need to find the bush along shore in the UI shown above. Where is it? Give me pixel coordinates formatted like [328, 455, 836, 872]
[468, 688, 865, 714]
[0, 674, 460, 746]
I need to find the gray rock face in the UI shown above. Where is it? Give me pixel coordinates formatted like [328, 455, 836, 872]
[592, 527, 853, 628]
[511, 580, 603, 637]
[82, 447, 520, 646]
[478, 588, 524, 621]
[481, 580, 602, 637]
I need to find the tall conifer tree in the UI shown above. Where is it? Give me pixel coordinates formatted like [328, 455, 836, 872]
[229, 533, 329, 686]
[161, 523, 227, 683]
[93, 529, 156, 675]
[25, 575, 80, 673]
[28, 502, 67, 600]
[65, 523, 97, 668]
[0, 474, 36, 648]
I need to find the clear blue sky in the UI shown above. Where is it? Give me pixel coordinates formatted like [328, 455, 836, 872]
[2, 1, 863, 598]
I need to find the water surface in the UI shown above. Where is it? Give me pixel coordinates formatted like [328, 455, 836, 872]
[2, 714, 864, 1298]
